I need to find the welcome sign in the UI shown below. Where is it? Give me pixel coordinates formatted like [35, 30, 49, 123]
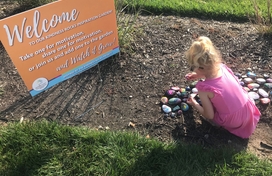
[0, 0, 119, 96]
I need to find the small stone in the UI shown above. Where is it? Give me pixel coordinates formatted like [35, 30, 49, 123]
[172, 105, 181, 111]
[234, 72, 242, 78]
[266, 78, 272, 83]
[263, 74, 270, 78]
[247, 83, 260, 89]
[247, 72, 256, 78]
[171, 86, 180, 91]
[164, 113, 169, 118]
[180, 88, 186, 92]
[240, 81, 245, 86]
[264, 83, 272, 89]
[162, 105, 172, 113]
[260, 98, 270, 104]
[192, 87, 198, 93]
[253, 88, 258, 92]
[170, 112, 176, 118]
[243, 87, 250, 92]
[244, 77, 253, 84]
[180, 102, 189, 111]
[168, 98, 182, 105]
[177, 110, 183, 115]
[165, 89, 176, 96]
[185, 86, 191, 91]
[258, 88, 269, 98]
[161, 97, 168, 104]
[248, 92, 260, 100]
[256, 78, 266, 84]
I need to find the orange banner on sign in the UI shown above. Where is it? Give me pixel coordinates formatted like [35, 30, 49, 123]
[0, 0, 119, 96]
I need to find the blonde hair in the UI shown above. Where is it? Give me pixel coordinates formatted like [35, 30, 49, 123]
[185, 36, 222, 69]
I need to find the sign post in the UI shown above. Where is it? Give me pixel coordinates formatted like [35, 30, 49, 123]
[0, 0, 119, 96]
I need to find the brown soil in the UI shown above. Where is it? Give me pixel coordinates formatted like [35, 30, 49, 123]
[0, 1, 271, 161]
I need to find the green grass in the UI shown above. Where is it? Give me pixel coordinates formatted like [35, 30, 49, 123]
[0, 121, 271, 176]
[122, 0, 269, 22]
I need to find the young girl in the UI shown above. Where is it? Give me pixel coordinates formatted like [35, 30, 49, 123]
[185, 36, 261, 139]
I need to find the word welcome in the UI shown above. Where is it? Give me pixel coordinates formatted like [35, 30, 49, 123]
[3, 9, 79, 46]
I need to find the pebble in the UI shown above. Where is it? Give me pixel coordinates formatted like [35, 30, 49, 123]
[244, 77, 253, 83]
[171, 86, 180, 91]
[240, 81, 245, 86]
[162, 105, 172, 113]
[247, 72, 256, 78]
[170, 112, 176, 118]
[173, 105, 181, 111]
[165, 89, 176, 96]
[243, 87, 250, 92]
[185, 86, 191, 91]
[260, 98, 271, 104]
[192, 87, 198, 93]
[256, 78, 266, 84]
[168, 98, 182, 105]
[258, 88, 269, 98]
[177, 110, 183, 115]
[266, 78, 272, 83]
[180, 102, 189, 111]
[248, 91, 260, 100]
[161, 97, 168, 104]
[247, 83, 260, 89]
[263, 74, 270, 78]
[264, 83, 272, 89]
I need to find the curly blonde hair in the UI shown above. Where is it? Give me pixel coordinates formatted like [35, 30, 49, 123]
[185, 36, 222, 69]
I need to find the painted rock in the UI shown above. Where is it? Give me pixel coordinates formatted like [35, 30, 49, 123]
[247, 83, 260, 89]
[171, 86, 180, 91]
[260, 98, 270, 104]
[161, 97, 168, 104]
[192, 88, 198, 93]
[180, 102, 189, 111]
[266, 78, 272, 83]
[162, 105, 171, 113]
[170, 112, 176, 118]
[258, 88, 269, 98]
[185, 86, 191, 91]
[264, 83, 272, 89]
[243, 87, 250, 92]
[172, 105, 181, 111]
[177, 110, 183, 115]
[240, 81, 245, 86]
[165, 89, 176, 96]
[253, 88, 258, 92]
[168, 98, 182, 105]
[180, 88, 186, 93]
[256, 78, 266, 84]
[248, 92, 260, 100]
[247, 72, 256, 78]
[190, 81, 198, 88]
[234, 72, 242, 78]
[263, 74, 270, 79]
[244, 77, 253, 84]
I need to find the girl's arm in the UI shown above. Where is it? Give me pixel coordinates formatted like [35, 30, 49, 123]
[187, 91, 214, 120]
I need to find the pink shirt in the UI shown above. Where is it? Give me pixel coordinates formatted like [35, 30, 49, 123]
[196, 64, 261, 138]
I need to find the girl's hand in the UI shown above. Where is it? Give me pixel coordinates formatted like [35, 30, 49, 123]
[187, 97, 198, 106]
[185, 72, 199, 81]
